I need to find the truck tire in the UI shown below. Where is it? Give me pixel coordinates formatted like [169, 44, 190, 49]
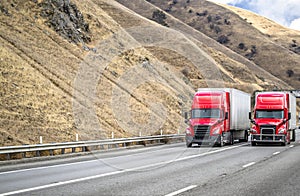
[291, 130, 296, 142]
[229, 132, 234, 145]
[217, 135, 224, 147]
[281, 136, 288, 146]
[251, 141, 256, 146]
[186, 142, 192, 148]
[244, 130, 249, 142]
[239, 130, 248, 142]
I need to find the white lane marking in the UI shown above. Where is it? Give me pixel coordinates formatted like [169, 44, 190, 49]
[0, 160, 98, 175]
[0, 144, 245, 195]
[242, 162, 255, 168]
[0, 170, 124, 196]
[165, 185, 197, 196]
[289, 145, 294, 148]
[0, 144, 183, 175]
[273, 151, 280, 155]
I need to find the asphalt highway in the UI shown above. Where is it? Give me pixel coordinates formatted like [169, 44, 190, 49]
[0, 130, 299, 196]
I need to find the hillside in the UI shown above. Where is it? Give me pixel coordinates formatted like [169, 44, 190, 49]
[132, 0, 300, 88]
[0, 0, 296, 146]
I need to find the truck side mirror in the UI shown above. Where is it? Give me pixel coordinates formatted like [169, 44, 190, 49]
[184, 112, 189, 124]
[225, 112, 228, 120]
[288, 112, 291, 121]
[249, 112, 257, 125]
[250, 119, 257, 125]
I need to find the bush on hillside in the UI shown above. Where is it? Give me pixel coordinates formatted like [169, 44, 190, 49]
[286, 69, 294, 77]
[217, 35, 229, 44]
[152, 10, 169, 27]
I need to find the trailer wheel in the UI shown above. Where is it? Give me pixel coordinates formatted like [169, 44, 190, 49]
[244, 130, 249, 142]
[291, 130, 296, 142]
[229, 132, 234, 145]
[239, 130, 248, 142]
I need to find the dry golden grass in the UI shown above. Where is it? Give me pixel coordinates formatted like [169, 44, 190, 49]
[0, 0, 298, 146]
[131, 0, 299, 88]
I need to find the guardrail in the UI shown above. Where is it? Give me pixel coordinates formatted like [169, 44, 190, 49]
[0, 134, 185, 161]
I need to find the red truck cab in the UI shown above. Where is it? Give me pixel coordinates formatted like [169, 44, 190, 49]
[185, 88, 250, 147]
[249, 92, 297, 146]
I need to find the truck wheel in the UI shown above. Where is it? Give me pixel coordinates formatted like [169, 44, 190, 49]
[230, 132, 234, 145]
[239, 130, 248, 142]
[217, 135, 224, 147]
[186, 142, 192, 148]
[251, 141, 256, 146]
[291, 130, 296, 142]
[281, 142, 286, 146]
[244, 130, 249, 142]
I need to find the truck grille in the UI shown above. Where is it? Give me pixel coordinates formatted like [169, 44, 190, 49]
[260, 125, 276, 135]
[194, 125, 210, 139]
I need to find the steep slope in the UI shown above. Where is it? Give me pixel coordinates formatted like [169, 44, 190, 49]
[137, 0, 300, 88]
[0, 0, 192, 145]
[217, 2, 300, 47]
[116, 0, 291, 90]
[0, 0, 294, 146]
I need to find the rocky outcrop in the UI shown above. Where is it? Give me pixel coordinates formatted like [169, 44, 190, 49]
[39, 0, 91, 44]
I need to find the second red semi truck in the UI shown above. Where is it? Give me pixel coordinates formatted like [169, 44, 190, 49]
[185, 88, 250, 147]
[249, 91, 297, 146]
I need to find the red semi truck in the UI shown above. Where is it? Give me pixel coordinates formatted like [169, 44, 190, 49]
[185, 88, 250, 147]
[249, 91, 297, 146]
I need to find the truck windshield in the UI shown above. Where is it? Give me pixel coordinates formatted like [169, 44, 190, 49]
[255, 110, 284, 119]
[192, 109, 221, 119]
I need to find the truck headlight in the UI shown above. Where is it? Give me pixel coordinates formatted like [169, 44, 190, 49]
[212, 128, 220, 135]
[278, 129, 286, 134]
[250, 129, 257, 134]
[186, 129, 192, 135]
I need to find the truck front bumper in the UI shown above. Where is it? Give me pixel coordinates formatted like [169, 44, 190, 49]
[186, 135, 221, 146]
[251, 134, 286, 143]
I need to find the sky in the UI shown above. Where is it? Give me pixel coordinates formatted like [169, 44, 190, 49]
[209, 0, 300, 31]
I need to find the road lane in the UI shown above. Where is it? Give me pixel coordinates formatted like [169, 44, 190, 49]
[3, 143, 296, 195]
[1, 129, 299, 196]
[0, 143, 245, 194]
[181, 143, 300, 196]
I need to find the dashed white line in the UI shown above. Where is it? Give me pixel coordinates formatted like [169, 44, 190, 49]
[165, 185, 197, 196]
[273, 151, 280, 155]
[289, 145, 294, 148]
[0, 145, 183, 175]
[0, 170, 125, 196]
[0, 144, 245, 196]
[242, 162, 255, 168]
[0, 159, 98, 175]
